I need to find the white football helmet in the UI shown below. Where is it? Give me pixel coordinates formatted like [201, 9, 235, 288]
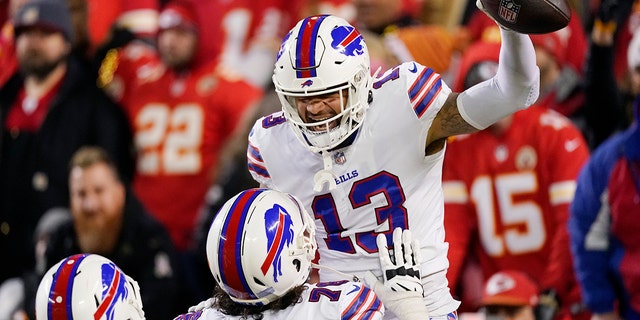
[207, 188, 317, 306]
[273, 14, 372, 152]
[35, 254, 145, 320]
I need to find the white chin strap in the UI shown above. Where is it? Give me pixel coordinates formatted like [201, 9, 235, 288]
[313, 151, 338, 192]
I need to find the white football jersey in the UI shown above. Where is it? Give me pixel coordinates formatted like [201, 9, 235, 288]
[173, 281, 383, 320]
[248, 62, 460, 316]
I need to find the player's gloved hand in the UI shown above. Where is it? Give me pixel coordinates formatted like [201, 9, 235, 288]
[364, 228, 429, 320]
[187, 297, 215, 313]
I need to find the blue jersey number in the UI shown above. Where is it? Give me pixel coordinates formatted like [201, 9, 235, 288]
[312, 171, 409, 253]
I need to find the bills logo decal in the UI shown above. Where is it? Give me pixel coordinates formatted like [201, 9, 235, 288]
[261, 204, 295, 282]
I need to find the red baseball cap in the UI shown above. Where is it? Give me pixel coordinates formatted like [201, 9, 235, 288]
[481, 270, 539, 307]
[530, 32, 564, 65]
[158, 1, 199, 33]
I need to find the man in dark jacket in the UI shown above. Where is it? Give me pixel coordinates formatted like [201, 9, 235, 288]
[0, 0, 133, 284]
[19, 146, 179, 320]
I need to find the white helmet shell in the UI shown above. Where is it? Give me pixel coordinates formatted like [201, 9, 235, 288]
[35, 254, 145, 320]
[207, 188, 317, 306]
[273, 14, 372, 152]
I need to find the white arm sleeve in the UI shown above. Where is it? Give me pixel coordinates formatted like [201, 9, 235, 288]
[456, 28, 540, 130]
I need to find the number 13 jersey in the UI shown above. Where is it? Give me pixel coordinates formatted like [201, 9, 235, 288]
[248, 62, 460, 316]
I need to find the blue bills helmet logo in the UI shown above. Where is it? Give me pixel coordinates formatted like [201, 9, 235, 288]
[301, 79, 314, 87]
[46, 254, 131, 320]
[95, 262, 131, 320]
[330, 25, 365, 57]
[276, 31, 291, 62]
[260, 204, 295, 282]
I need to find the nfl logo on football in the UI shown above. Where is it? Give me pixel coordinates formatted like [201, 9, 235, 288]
[499, 0, 520, 23]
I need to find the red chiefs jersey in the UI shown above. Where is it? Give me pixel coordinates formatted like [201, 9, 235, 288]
[187, 0, 302, 86]
[86, 0, 159, 51]
[107, 42, 263, 251]
[443, 107, 589, 312]
[0, 21, 16, 88]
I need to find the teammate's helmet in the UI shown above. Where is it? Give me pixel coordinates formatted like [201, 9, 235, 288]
[207, 188, 317, 306]
[273, 15, 372, 152]
[35, 254, 145, 320]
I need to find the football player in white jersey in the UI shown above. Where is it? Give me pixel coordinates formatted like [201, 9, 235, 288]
[246, 8, 540, 320]
[173, 188, 429, 320]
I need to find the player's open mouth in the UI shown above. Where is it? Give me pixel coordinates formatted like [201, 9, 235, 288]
[308, 117, 338, 132]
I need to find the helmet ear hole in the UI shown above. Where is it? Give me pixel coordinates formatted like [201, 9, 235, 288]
[293, 259, 301, 272]
[253, 277, 266, 286]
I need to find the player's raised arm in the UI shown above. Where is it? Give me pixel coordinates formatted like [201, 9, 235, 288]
[427, 3, 540, 146]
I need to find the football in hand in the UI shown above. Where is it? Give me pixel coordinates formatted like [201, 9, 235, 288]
[479, 0, 571, 34]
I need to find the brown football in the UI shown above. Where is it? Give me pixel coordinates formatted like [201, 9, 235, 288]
[479, 0, 571, 34]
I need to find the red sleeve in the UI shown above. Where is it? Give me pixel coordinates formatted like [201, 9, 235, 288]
[443, 140, 477, 291]
[214, 76, 264, 136]
[560, 10, 588, 75]
[120, 0, 157, 11]
[538, 117, 589, 299]
[99, 41, 161, 104]
[0, 22, 16, 88]
[86, 0, 121, 48]
[464, 10, 501, 43]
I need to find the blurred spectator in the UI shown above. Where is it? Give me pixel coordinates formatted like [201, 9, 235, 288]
[300, 0, 423, 27]
[583, 0, 636, 86]
[582, 0, 637, 149]
[352, 0, 422, 35]
[461, 15, 590, 140]
[86, 0, 159, 55]
[299, 0, 357, 22]
[383, 24, 459, 82]
[383, 24, 455, 73]
[141, 0, 301, 89]
[528, 32, 586, 124]
[99, 3, 263, 292]
[210, 0, 303, 88]
[100, 1, 261, 253]
[568, 29, 640, 320]
[16, 146, 179, 320]
[0, 0, 27, 87]
[443, 41, 590, 319]
[464, 8, 587, 76]
[481, 270, 539, 320]
[0, 0, 133, 285]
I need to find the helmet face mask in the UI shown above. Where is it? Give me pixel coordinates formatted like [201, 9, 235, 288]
[273, 15, 372, 153]
[207, 189, 317, 306]
[35, 254, 145, 320]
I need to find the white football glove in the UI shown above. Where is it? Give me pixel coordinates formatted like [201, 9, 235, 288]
[364, 228, 429, 320]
